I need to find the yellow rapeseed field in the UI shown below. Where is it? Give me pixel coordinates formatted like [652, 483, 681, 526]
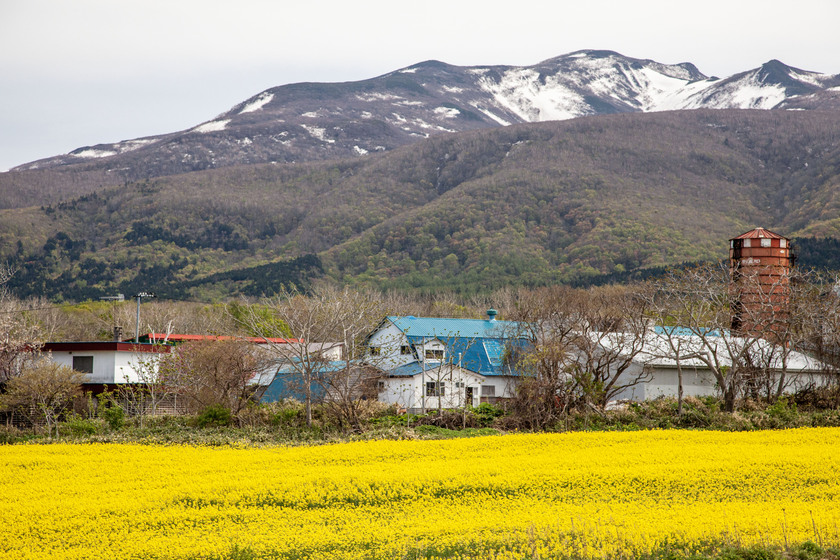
[1, 429, 839, 559]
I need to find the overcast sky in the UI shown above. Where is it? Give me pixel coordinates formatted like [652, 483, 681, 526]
[1, 0, 839, 172]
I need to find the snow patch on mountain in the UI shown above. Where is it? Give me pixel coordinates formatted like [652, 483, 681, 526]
[434, 107, 460, 118]
[478, 68, 591, 121]
[356, 93, 402, 102]
[239, 93, 274, 114]
[789, 70, 829, 87]
[686, 74, 787, 110]
[301, 124, 335, 143]
[116, 139, 157, 152]
[73, 148, 117, 159]
[473, 105, 512, 125]
[193, 119, 230, 133]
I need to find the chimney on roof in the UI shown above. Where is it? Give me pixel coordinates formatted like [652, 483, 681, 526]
[487, 309, 498, 321]
[113, 326, 123, 342]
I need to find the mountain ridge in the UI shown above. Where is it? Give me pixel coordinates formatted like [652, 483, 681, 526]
[6, 50, 839, 199]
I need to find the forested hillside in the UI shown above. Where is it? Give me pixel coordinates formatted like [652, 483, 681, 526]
[3, 109, 840, 300]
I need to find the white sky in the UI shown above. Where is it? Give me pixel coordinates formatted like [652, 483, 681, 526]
[1, 0, 838, 172]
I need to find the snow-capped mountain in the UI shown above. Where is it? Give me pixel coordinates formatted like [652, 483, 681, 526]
[13, 50, 840, 177]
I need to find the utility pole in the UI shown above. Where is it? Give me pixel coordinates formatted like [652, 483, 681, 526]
[133, 292, 155, 343]
[421, 337, 426, 414]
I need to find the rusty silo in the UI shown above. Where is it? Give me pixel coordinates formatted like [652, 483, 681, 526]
[729, 227, 795, 338]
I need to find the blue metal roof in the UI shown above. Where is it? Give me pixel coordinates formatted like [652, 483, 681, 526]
[388, 315, 523, 340]
[386, 316, 529, 376]
[261, 360, 350, 403]
[388, 361, 426, 377]
[654, 326, 723, 337]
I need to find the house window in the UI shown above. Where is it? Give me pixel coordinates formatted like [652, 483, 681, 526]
[400, 345, 413, 355]
[426, 381, 445, 397]
[368, 346, 381, 356]
[72, 356, 94, 374]
[481, 385, 495, 397]
[761, 238, 772, 248]
[424, 349, 444, 360]
[377, 381, 385, 392]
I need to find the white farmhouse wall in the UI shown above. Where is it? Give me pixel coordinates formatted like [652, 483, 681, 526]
[378, 366, 517, 413]
[48, 349, 163, 384]
[367, 322, 411, 371]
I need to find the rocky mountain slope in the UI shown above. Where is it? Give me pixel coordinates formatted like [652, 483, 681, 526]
[5, 50, 839, 209]
[4, 109, 840, 300]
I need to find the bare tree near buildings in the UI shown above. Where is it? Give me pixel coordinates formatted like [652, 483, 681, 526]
[646, 263, 782, 412]
[240, 285, 388, 430]
[791, 270, 840, 399]
[0, 359, 85, 436]
[507, 284, 652, 415]
[118, 345, 175, 426]
[159, 338, 268, 415]
[505, 286, 579, 429]
[735, 267, 821, 401]
[641, 280, 715, 416]
[0, 266, 43, 385]
[563, 285, 652, 409]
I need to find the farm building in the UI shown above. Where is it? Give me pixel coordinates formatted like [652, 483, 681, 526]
[366, 311, 529, 413]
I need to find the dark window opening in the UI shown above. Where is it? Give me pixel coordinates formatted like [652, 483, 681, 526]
[72, 356, 94, 374]
[426, 381, 445, 397]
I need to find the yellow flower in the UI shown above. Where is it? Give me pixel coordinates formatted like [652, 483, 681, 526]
[1, 429, 838, 559]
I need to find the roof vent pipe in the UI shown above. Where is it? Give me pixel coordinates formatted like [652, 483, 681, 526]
[487, 309, 498, 321]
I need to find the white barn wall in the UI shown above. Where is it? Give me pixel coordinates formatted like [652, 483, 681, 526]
[609, 363, 833, 403]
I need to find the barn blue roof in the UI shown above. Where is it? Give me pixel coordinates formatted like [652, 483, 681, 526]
[260, 360, 349, 403]
[654, 326, 723, 337]
[388, 315, 522, 340]
[384, 315, 529, 376]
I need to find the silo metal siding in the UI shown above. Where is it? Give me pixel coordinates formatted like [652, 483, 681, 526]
[729, 227, 794, 339]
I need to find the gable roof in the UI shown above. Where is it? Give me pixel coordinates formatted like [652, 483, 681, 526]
[382, 315, 528, 376]
[387, 315, 522, 340]
[387, 360, 488, 379]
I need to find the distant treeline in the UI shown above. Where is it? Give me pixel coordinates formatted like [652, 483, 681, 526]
[6, 252, 323, 302]
[573, 237, 840, 288]
[792, 237, 840, 271]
